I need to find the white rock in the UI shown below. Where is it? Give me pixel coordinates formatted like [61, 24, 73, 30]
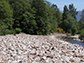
[11, 61, 18, 63]
[1, 51, 6, 55]
[34, 56, 40, 62]
[43, 56, 46, 60]
[30, 49, 36, 55]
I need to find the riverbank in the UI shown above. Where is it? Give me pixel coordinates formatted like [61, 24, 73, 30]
[0, 33, 84, 63]
[51, 33, 81, 42]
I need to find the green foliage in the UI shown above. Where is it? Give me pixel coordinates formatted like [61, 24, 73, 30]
[69, 4, 78, 20]
[0, 0, 14, 30]
[8, 0, 37, 34]
[61, 11, 76, 32]
[77, 10, 84, 31]
[71, 25, 77, 35]
[47, 4, 59, 33]
[61, 5, 78, 35]
[31, 0, 51, 35]
[0, 30, 6, 36]
[63, 5, 69, 20]
[80, 9, 84, 21]
[0, 0, 81, 36]
[15, 28, 22, 34]
[0, 29, 16, 36]
[79, 29, 84, 40]
[5, 29, 15, 34]
[51, 4, 62, 27]
[78, 21, 84, 30]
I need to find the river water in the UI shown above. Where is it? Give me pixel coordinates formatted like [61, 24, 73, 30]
[66, 39, 84, 46]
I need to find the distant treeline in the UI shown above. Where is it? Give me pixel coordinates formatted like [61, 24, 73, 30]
[0, 0, 84, 35]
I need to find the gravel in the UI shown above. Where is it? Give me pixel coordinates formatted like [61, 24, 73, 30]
[0, 33, 84, 63]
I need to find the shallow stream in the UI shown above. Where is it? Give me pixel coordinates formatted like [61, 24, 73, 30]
[66, 39, 84, 46]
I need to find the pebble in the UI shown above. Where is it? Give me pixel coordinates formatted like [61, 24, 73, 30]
[0, 33, 84, 63]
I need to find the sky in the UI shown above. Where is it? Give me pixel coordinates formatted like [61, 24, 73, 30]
[47, 0, 84, 12]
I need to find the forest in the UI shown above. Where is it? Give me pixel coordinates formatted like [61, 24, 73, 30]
[0, 0, 84, 38]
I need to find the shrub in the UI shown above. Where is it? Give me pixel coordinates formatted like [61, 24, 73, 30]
[0, 30, 6, 36]
[79, 29, 84, 40]
[62, 31, 65, 33]
[6, 29, 13, 34]
[66, 32, 71, 36]
[15, 28, 22, 34]
[39, 32, 43, 35]
[51, 30, 55, 33]
[56, 27, 63, 33]
[6, 29, 16, 35]
[71, 27, 77, 35]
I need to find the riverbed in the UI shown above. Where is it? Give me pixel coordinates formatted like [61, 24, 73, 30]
[51, 33, 84, 46]
[0, 33, 84, 63]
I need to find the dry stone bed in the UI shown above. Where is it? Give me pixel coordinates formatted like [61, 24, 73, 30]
[0, 33, 84, 63]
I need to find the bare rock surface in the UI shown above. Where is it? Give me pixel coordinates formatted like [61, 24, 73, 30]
[0, 33, 84, 63]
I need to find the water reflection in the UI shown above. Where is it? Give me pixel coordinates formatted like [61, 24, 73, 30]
[65, 39, 84, 46]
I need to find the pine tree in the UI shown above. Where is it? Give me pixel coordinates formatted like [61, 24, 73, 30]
[69, 4, 78, 20]
[61, 5, 77, 35]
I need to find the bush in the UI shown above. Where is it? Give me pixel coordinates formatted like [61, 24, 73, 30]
[15, 28, 22, 34]
[71, 26, 77, 35]
[56, 27, 63, 33]
[6, 29, 10, 34]
[79, 29, 84, 40]
[6, 29, 14, 34]
[61, 31, 65, 34]
[51, 30, 55, 33]
[6, 29, 16, 35]
[0, 30, 6, 36]
[0, 29, 16, 36]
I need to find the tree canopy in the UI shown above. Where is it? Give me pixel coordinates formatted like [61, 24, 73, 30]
[0, 0, 83, 35]
[0, 0, 13, 30]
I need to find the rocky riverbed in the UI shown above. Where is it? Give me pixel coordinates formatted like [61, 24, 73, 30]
[0, 33, 84, 63]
